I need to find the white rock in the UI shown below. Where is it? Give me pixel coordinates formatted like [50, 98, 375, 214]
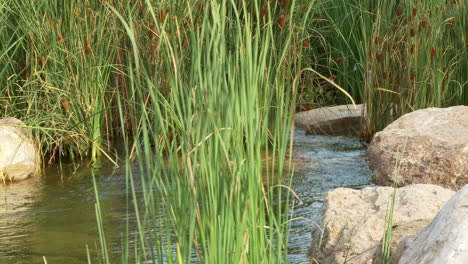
[368, 106, 468, 190]
[393, 184, 468, 264]
[0, 117, 39, 181]
[309, 184, 455, 264]
[294, 104, 367, 137]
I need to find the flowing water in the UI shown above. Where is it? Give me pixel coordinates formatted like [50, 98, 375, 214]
[287, 130, 374, 264]
[0, 130, 373, 264]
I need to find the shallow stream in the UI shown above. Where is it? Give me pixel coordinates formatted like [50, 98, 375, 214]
[1, 130, 373, 263]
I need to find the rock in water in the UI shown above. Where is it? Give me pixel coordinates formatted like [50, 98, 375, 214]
[392, 184, 468, 264]
[294, 104, 367, 137]
[0, 118, 39, 181]
[368, 106, 468, 190]
[309, 184, 454, 264]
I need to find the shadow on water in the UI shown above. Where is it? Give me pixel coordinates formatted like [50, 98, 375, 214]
[0, 130, 373, 264]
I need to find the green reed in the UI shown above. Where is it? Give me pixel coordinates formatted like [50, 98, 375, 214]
[88, 0, 313, 263]
[315, 0, 377, 104]
[364, 0, 467, 136]
[0, 0, 124, 162]
[318, 0, 466, 137]
[114, 1, 314, 263]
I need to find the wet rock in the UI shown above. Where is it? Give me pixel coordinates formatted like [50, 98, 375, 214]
[0, 117, 39, 181]
[309, 184, 454, 264]
[294, 104, 367, 137]
[368, 106, 468, 190]
[391, 184, 468, 264]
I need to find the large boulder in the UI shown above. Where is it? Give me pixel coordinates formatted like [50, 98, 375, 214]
[368, 106, 468, 190]
[309, 184, 454, 264]
[0, 117, 39, 181]
[391, 184, 468, 264]
[294, 104, 366, 137]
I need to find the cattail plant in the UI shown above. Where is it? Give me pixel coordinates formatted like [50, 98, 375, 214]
[279, 14, 286, 28]
[335, 56, 346, 63]
[364, 0, 466, 137]
[396, 5, 403, 15]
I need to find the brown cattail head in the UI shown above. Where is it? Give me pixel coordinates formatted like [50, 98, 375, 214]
[85, 39, 90, 46]
[412, 7, 417, 17]
[85, 47, 91, 55]
[279, 15, 286, 28]
[158, 10, 166, 22]
[282, 0, 290, 8]
[421, 18, 428, 28]
[260, 7, 267, 18]
[335, 57, 346, 63]
[383, 72, 389, 79]
[58, 34, 63, 41]
[376, 53, 383, 62]
[329, 75, 337, 80]
[396, 4, 403, 15]
[40, 56, 46, 66]
[375, 36, 381, 45]
[60, 98, 69, 111]
[410, 28, 415, 37]
[302, 41, 309, 48]
[393, 25, 399, 31]
[430, 47, 436, 60]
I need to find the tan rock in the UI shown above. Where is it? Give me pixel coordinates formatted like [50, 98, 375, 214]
[368, 106, 468, 190]
[0, 117, 39, 181]
[391, 184, 468, 264]
[309, 184, 454, 264]
[294, 104, 367, 137]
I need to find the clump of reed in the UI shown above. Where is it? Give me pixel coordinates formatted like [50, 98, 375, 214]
[89, 1, 317, 263]
[314, 0, 378, 105]
[0, 0, 324, 163]
[364, 0, 467, 135]
[0, 0, 317, 263]
[318, 0, 466, 137]
[0, 0, 125, 162]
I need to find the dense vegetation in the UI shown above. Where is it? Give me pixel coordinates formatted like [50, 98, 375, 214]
[0, 0, 466, 263]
